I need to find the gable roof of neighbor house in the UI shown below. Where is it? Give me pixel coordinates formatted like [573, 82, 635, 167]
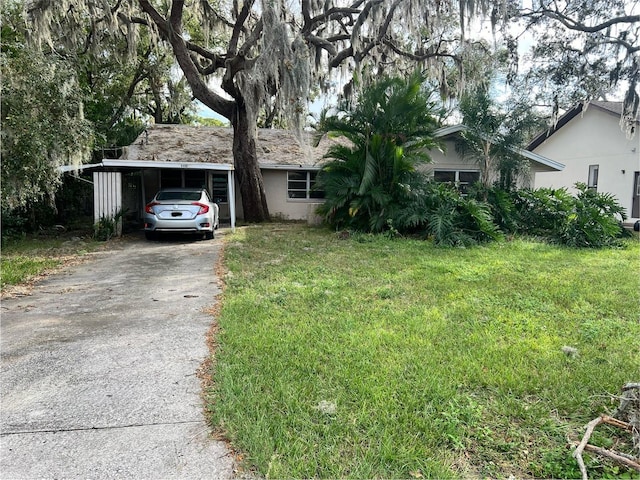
[527, 101, 637, 151]
[435, 125, 564, 171]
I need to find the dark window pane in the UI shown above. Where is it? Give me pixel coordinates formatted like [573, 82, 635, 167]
[157, 191, 201, 201]
[288, 181, 308, 190]
[459, 171, 480, 183]
[288, 172, 306, 181]
[310, 190, 325, 199]
[288, 191, 307, 199]
[434, 171, 455, 182]
[212, 174, 228, 203]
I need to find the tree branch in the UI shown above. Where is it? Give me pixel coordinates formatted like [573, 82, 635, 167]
[137, 0, 234, 119]
[526, 8, 640, 34]
[238, 18, 263, 56]
[305, 34, 338, 56]
[170, 0, 185, 33]
[228, 0, 255, 56]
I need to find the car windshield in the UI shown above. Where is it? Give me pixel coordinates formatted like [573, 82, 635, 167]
[156, 191, 201, 201]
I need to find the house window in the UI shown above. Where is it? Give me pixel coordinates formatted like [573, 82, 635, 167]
[433, 170, 480, 195]
[287, 171, 324, 200]
[588, 165, 599, 190]
[212, 173, 228, 204]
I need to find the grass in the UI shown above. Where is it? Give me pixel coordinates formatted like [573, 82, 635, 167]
[208, 223, 640, 479]
[1, 234, 100, 291]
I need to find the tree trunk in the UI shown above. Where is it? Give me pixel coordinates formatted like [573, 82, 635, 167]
[232, 104, 270, 222]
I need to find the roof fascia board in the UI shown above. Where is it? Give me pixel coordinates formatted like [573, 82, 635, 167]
[101, 159, 234, 171]
[434, 125, 467, 137]
[259, 163, 323, 170]
[518, 149, 565, 170]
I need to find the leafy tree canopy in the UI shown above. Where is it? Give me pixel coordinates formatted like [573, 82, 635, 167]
[513, 0, 639, 133]
[24, 0, 512, 222]
[1, 2, 94, 210]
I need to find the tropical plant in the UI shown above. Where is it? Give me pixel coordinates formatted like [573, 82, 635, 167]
[560, 183, 628, 247]
[511, 184, 628, 247]
[456, 86, 541, 191]
[396, 182, 502, 246]
[314, 73, 442, 232]
[93, 209, 126, 241]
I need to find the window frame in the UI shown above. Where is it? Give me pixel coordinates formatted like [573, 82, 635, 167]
[433, 169, 481, 195]
[588, 164, 599, 190]
[211, 173, 229, 204]
[287, 170, 324, 201]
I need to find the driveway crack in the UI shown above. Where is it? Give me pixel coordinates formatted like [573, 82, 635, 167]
[0, 420, 205, 436]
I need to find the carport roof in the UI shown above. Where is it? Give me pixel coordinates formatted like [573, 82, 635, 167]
[58, 159, 234, 173]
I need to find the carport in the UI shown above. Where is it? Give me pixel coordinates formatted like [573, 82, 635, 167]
[60, 159, 236, 234]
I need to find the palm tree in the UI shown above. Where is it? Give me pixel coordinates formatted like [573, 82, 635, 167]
[314, 72, 442, 232]
[456, 87, 541, 191]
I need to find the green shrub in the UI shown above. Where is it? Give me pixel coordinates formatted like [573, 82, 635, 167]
[93, 210, 124, 241]
[507, 184, 627, 247]
[396, 181, 501, 246]
[1, 208, 28, 246]
[468, 183, 519, 233]
[559, 183, 627, 247]
[512, 187, 575, 236]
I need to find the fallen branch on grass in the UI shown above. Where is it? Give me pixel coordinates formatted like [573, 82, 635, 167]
[572, 383, 640, 480]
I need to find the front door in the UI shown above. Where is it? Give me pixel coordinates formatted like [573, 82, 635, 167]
[632, 171, 640, 218]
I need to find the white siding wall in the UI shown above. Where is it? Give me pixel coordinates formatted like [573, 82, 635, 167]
[93, 171, 123, 235]
[533, 107, 640, 217]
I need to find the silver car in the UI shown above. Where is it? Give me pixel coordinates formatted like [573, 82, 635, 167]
[144, 188, 219, 240]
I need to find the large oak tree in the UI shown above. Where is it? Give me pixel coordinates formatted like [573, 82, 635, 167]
[26, 0, 502, 221]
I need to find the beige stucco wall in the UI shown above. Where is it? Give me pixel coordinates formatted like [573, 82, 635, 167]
[533, 107, 640, 216]
[421, 139, 534, 188]
[226, 170, 320, 222]
[262, 169, 323, 221]
[424, 139, 479, 172]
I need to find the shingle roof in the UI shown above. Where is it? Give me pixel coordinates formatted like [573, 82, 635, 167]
[122, 124, 330, 167]
[590, 100, 624, 116]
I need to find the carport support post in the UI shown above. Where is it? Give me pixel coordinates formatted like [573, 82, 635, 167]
[228, 170, 236, 232]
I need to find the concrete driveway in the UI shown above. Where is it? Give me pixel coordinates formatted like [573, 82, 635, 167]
[0, 232, 235, 479]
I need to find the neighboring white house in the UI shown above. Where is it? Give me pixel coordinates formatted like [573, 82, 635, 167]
[529, 101, 640, 221]
[61, 123, 562, 227]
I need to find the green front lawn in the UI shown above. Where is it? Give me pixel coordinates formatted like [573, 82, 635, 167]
[208, 224, 640, 478]
[1, 235, 98, 291]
